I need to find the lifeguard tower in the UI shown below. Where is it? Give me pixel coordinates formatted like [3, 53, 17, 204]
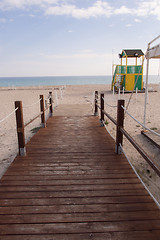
[111, 49, 144, 92]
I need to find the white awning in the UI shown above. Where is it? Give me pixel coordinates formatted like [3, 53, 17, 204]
[145, 35, 160, 59]
[146, 43, 160, 59]
[144, 35, 160, 127]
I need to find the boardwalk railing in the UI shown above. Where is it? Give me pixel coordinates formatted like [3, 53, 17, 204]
[15, 92, 53, 156]
[94, 91, 160, 178]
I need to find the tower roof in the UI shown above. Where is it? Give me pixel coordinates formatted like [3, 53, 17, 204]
[119, 49, 144, 58]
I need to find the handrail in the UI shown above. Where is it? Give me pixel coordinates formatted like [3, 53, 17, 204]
[102, 109, 117, 126]
[24, 112, 43, 128]
[120, 127, 160, 177]
[24, 103, 52, 128]
[96, 98, 117, 125]
[94, 91, 160, 177]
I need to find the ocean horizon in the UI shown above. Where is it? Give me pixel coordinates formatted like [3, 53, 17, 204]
[0, 75, 159, 87]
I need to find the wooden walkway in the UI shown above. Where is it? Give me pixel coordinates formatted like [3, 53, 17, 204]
[0, 114, 160, 239]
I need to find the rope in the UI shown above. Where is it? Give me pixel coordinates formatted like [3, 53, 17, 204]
[105, 102, 117, 108]
[0, 107, 18, 124]
[119, 144, 160, 209]
[102, 97, 117, 108]
[23, 98, 42, 109]
[121, 105, 160, 137]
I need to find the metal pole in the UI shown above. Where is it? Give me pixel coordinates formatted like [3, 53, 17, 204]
[116, 99, 125, 154]
[15, 101, 26, 156]
[144, 48, 150, 127]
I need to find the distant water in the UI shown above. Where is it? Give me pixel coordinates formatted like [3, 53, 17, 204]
[0, 76, 111, 87]
[0, 75, 159, 87]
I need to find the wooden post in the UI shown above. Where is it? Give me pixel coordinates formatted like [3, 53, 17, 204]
[40, 95, 46, 128]
[94, 91, 98, 116]
[116, 99, 125, 154]
[15, 101, 26, 156]
[49, 91, 53, 116]
[100, 93, 104, 126]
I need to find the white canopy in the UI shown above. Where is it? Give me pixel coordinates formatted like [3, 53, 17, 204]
[144, 35, 160, 126]
[146, 43, 160, 59]
[146, 35, 160, 59]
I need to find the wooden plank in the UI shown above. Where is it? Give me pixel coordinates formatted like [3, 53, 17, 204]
[4, 170, 135, 176]
[4, 165, 133, 172]
[0, 220, 160, 235]
[0, 210, 160, 224]
[0, 183, 144, 192]
[6, 165, 131, 171]
[0, 178, 140, 186]
[0, 203, 158, 215]
[1, 173, 138, 181]
[0, 195, 153, 206]
[0, 231, 160, 240]
[0, 189, 149, 199]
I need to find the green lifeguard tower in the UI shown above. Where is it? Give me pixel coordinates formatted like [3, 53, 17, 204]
[111, 49, 144, 92]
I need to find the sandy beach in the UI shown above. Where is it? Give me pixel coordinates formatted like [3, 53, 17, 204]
[0, 84, 160, 202]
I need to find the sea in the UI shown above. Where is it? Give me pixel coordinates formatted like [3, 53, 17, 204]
[0, 75, 159, 87]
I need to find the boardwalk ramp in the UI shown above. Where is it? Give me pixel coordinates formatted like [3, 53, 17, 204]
[0, 103, 160, 239]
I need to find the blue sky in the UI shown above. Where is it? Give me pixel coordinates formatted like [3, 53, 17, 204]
[0, 0, 160, 77]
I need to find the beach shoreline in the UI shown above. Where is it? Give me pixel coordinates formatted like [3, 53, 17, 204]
[0, 83, 160, 202]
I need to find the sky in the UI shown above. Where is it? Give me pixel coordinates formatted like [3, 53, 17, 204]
[0, 0, 160, 77]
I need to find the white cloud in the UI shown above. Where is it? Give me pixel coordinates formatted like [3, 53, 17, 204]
[0, 0, 59, 10]
[0, 0, 160, 21]
[134, 18, 141, 22]
[45, 1, 113, 19]
[126, 23, 132, 27]
[114, 5, 132, 15]
[138, 2, 154, 18]
[45, 4, 75, 16]
[137, 0, 160, 20]
[68, 29, 74, 33]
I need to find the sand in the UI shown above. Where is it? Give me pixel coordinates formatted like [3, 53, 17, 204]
[0, 84, 160, 202]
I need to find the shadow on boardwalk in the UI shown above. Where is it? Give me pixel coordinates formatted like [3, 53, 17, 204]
[0, 104, 160, 239]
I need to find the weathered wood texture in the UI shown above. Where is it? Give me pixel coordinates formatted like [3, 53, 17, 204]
[0, 115, 160, 239]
